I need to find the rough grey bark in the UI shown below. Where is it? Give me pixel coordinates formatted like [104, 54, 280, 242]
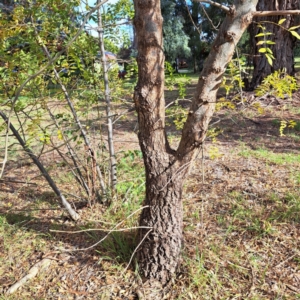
[249, 0, 299, 89]
[0, 111, 80, 221]
[134, 0, 258, 286]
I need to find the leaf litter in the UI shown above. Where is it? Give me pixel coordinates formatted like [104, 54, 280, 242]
[0, 86, 299, 299]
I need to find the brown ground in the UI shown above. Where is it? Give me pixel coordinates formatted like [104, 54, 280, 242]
[0, 81, 299, 299]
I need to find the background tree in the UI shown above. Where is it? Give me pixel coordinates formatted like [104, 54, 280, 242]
[161, 0, 191, 62]
[249, 0, 300, 89]
[172, 0, 234, 72]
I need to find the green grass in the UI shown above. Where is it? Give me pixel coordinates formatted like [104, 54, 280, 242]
[239, 146, 300, 165]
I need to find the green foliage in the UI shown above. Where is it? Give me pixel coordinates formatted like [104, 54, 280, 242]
[221, 58, 245, 100]
[161, 0, 191, 61]
[255, 70, 298, 99]
[279, 119, 298, 136]
[255, 19, 300, 66]
[207, 145, 223, 159]
[255, 25, 275, 66]
[116, 150, 145, 205]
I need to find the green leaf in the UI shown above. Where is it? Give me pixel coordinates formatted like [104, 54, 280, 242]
[256, 41, 265, 45]
[290, 30, 300, 40]
[266, 41, 275, 45]
[289, 25, 300, 31]
[259, 48, 267, 53]
[265, 54, 273, 66]
[255, 32, 273, 37]
[278, 19, 286, 25]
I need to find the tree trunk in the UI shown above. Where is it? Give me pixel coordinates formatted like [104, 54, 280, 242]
[133, 0, 258, 287]
[249, 0, 299, 89]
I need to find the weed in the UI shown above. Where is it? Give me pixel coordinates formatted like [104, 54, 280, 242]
[99, 231, 136, 263]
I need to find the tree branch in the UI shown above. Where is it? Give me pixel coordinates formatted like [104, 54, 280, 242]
[192, 2, 300, 17]
[0, 111, 80, 221]
[193, 0, 230, 13]
[253, 10, 300, 17]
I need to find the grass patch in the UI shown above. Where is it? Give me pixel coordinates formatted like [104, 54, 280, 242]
[239, 146, 300, 165]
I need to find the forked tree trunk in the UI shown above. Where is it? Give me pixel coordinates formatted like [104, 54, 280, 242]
[249, 0, 299, 89]
[133, 0, 258, 286]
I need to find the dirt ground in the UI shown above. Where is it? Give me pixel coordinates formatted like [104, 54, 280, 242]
[0, 81, 299, 299]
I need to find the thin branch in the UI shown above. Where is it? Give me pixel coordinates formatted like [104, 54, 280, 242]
[199, 2, 220, 31]
[0, 179, 37, 185]
[33, 29, 107, 200]
[192, 2, 300, 17]
[184, 0, 202, 35]
[97, 2, 117, 191]
[0, 111, 80, 221]
[6, 258, 52, 295]
[122, 229, 153, 275]
[53, 206, 149, 253]
[253, 10, 300, 17]
[50, 226, 152, 234]
[0, 118, 10, 178]
[193, 0, 230, 13]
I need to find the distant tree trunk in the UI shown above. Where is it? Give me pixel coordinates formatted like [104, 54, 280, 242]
[249, 0, 299, 89]
[133, 0, 258, 287]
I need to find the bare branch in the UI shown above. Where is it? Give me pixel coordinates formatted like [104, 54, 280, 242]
[0, 111, 80, 221]
[50, 226, 152, 234]
[184, 0, 202, 34]
[6, 259, 52, 295]
[53, 206, 149, 253]
[97, 2, 117, 191]
[122, 229, 153, 275]
[0, 118, 10, 178]
[200, 2, 220, 31]
[253, 10, 300, 17]
[193, 0, 230, 13]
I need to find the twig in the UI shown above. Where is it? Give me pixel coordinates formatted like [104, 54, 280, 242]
[193, 0, 230, 13]
[199, 2, 220, 31]
[6, 258, 52, 295]
[184, 0, 202, 34]
[0, 116, 10, 179]
[253, 10, 300, 17]
[97, 2, 117, 191]
[50, 226, 152, 234]
[53, 206, 149, 252]
[0, 179, 37, 185]
[274, 253, 297, 268]
[0, 111, 80, 221]
[122, 229, 153, 275]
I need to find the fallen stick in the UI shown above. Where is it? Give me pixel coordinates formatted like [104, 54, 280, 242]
[6, 258, 52, 295]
